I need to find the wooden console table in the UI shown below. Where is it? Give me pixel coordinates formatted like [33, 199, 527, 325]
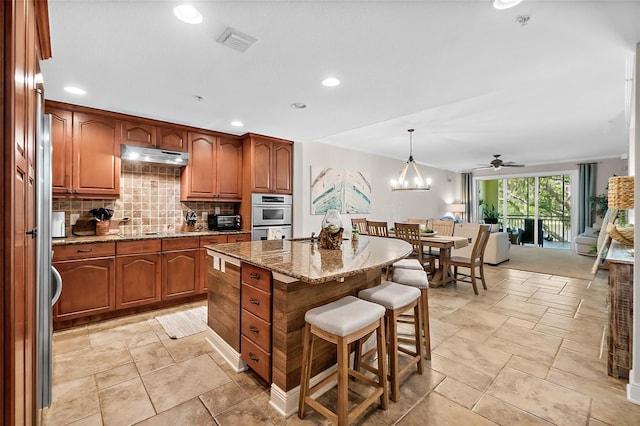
[606, 241, 634, 378]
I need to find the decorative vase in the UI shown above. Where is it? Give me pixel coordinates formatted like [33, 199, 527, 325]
[95, 220, 110, 236]
[319, 209, 344, 250]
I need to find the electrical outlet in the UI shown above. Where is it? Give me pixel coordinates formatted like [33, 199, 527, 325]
[70, 214, 80, 225]
[202, 211, 208, 221]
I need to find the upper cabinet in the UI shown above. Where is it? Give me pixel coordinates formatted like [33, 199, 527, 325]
[243, 134, 293, 194]
[46, 103, 120, 198]
[122, 121, 187, 152]
[180, 132, 242, 201]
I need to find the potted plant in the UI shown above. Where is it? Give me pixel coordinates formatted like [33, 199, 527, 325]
[483, 204, 499, 224]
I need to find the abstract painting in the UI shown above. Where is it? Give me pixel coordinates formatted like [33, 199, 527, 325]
[311, 166, 372, 214]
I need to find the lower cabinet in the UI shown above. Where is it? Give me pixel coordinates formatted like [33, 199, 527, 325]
[162, 237, 200, 300]
[199, 233, 251, 293]
[116, 240, 162, 309]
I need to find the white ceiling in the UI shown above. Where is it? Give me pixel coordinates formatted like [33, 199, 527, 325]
[42, 0, 640, 172]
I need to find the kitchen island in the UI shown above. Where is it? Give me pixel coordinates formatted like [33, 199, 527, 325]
[204, 235, 412, 416]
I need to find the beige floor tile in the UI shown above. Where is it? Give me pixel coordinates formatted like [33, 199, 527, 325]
[146, 318, 171, 341]
[53, 341, 132, 384]
[161, 331, 214, 362]
[398, 392, 497, 425]
[251, 392, 286, 426]
[130, 341, 175, 374]
[486, 367, 590, 425]
[491, 323, 562, 356]
[98, 377, 156, 425]
[434, 335, 511, 377]
[505, 317, 536, 329]
[483, 336, 555, 367]
[439, 306, 508, 337]
[136, 398, 216, 425]
[552, 348, 608, 382]
[215, 399, 275, 425]
[435, 377, 483, 409]
[52, 326, 91, 356]
[588, 418, 612, 426]
[43, 376, 100, 426]
[94, 362, 139, 390]
[199, 381, 252, 416]
[429, 353, 494, 392]
[473, 394, 553, 425]
[66, 413, 103, 426]
[535, 322, 604, 348]
[490, 296, 548, 322]
[230, 369, 271, 398]
[561, 338, 604, 358]
[89, 321, 158, 349]
[142, 353, 232, 413]
[505, 355, 549, 379]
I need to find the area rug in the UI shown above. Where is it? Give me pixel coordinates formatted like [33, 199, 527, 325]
[496, 245, 596, 280]
[155, 306, 207, 339]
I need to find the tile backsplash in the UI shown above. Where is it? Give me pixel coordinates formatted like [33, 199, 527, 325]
[52, 162, 236, 236]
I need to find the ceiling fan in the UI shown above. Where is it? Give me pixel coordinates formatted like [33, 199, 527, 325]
[477, 154, 525, 171]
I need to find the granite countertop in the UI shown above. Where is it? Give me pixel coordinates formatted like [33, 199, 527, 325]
[606, 240, 634, 264]
[205, 235, 412, 284]
[52, 230, 250, 246]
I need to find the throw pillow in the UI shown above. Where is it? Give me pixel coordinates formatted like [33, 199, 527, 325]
[584, 226, 600, 237]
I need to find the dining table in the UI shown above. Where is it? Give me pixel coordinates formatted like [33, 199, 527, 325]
[418, 235, 470, 287]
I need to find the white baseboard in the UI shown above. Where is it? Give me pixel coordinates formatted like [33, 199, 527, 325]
[269, 365, 338, 418]
[205, 327, 247, 373]
[628, 369, 640, 405]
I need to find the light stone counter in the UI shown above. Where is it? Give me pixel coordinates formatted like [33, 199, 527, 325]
[204, 235, 412, 284]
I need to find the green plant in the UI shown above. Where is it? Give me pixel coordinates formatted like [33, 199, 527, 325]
[483, 204, 499, 220]
[589, 194, 608, 218]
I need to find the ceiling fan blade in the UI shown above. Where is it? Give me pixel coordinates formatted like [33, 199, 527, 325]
[503, 164, 525, 167]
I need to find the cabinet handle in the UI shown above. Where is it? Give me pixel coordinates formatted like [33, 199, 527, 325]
[249, 325, 259, 334]
[249, 272, 260, 280]
[73, 189, 79, 193]
[249, 298, 260, 306]
[65, 188, 71, 193]
[249, 353, 259, 362]
[77, 248, 93, 253]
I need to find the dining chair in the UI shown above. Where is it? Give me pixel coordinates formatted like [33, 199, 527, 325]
[430, 220, 455, 237]
[392, 222, 435, 274]
[366, 221, 389, 237]
[448, 224, 490, 295]
[351, 218, 368, 235]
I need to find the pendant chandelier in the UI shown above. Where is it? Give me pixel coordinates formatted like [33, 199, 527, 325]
[390, 129, 432, 191]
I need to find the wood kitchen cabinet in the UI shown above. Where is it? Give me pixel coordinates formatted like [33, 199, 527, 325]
[199, 233, 250, 293]
[162, 237, 200, 300]
[121, 120, 187, 152]
[52, 242, 116, 322]
[116, 240, 162, 309]
[180, 132, 242, 201]
[243, 134, 293, 195]
[46, 103, 121, 198]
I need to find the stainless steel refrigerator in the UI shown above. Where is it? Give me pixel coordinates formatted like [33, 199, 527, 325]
[35, 83, 63, 419]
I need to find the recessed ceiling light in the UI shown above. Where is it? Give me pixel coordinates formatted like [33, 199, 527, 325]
[173, 5, 203, 24]
[321, 77, 340, 87]
[64, 86, 86, 95]
[230, 120, 244, 127]
[291, 103, 307, 109]
[493, 0, 524, 10]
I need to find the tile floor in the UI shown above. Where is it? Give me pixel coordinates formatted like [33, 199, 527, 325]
[43, 265, 640, 425]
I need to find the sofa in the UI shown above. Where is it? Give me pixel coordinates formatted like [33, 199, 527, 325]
[451, 223, 511, 265]
[575, 226, 600, 256]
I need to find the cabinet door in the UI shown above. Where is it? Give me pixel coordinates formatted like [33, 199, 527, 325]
[121, 120, 156, 148]
[217, 137, 242, 199]
[72, 112, 120, 197]
[181, 132, 216, 200]
[157, 125, 187, 152]
[116, 253, 161, 309]
[47, 107, 73, 196]
[162, 249, 199, 300]
[273, 142, 293, 194]
[53, 258, 115, 320]
[252, 138, 273, 193]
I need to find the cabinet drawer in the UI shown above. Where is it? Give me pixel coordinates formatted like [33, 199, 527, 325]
[241, 336, 271, 383]
[228, 233, 251, 243]
[162, 237, 199, 251]
[53, 242, 116, 261]
[241, 309, 271, 352]
[241, 284, 271, 322]
[200, 235, 228, 247]
[242, 264, 271, 293]
[117, 239, 161, 255]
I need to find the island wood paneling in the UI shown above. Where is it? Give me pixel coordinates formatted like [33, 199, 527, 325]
[207, 259, 241, 351]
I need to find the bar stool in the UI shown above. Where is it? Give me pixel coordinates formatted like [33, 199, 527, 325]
[358, 281, 423, 402]
[392, 258, 424, 270]
[392, 268, 432, 359]
[298, 296, 389, 425]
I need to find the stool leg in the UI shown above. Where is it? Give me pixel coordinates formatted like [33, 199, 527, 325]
[337, 336, 349, 425]
[298, 323, 313, 419]
[413, 303, 424, 374]
[387, 309, 399, 402]
[375, 317, 389, 410]
[420, 289, 431, 359]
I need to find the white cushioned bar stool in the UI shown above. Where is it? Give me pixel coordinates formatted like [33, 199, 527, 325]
[392, 258, 424, 270]
[392, 268, 432, 359]
[358, 281, 423, 402]
[298, 296, 389, 425]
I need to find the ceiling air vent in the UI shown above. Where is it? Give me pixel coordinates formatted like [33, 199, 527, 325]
[216, 27, 257, 52]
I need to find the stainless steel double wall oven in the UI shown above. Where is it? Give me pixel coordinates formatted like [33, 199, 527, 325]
[251, 193, 292, 240]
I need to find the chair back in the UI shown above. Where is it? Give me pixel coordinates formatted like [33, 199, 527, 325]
[430, 219, 455, 237]
[351, 218, 368, 235]
[471, 225, 491, 261]
[394, 222, 423, 259]
[407, 218, 427, 226]
[366, 221, 389, 237]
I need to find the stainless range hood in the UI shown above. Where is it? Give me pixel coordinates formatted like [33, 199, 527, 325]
[121, 144, 189, 166]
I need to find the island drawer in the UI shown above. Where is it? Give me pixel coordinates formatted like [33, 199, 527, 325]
[241, 309, 271, 352]
[241, 284, 271, 322]
[241, 336, 271, 382]
[241, 264, 271, 293]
